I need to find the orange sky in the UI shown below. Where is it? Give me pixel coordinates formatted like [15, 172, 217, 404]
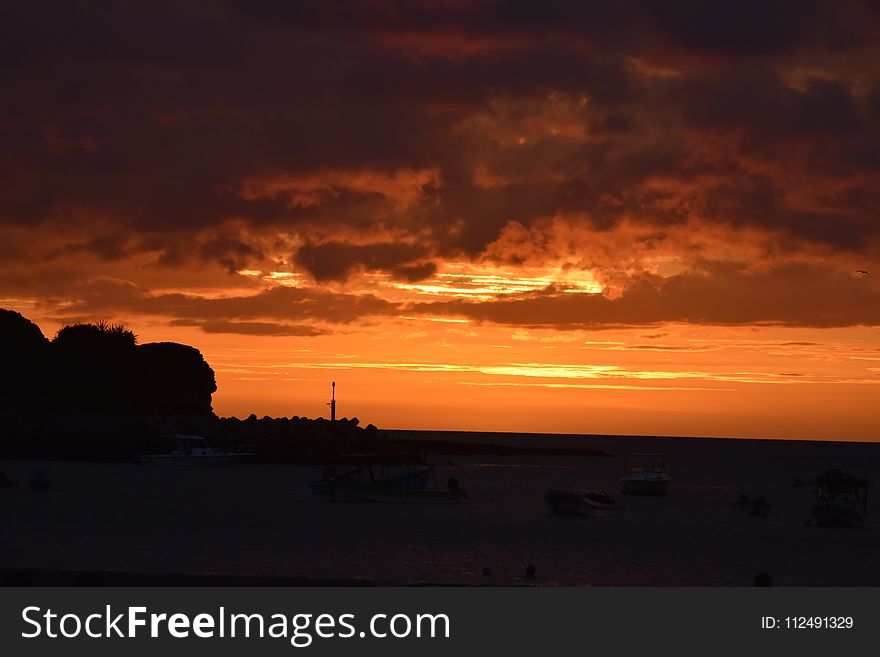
[2, 2, 880, 440]
[204, 321, 880, 441]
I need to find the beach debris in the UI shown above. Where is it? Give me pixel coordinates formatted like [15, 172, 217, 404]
[73, 572, 105, 587]
[753, 572, 773, 586]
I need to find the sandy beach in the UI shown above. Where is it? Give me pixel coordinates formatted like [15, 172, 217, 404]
[2, 432, 878, 586]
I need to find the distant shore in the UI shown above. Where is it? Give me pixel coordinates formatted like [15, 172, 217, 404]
[3, 411, 875, 465]
[0, 414, 612, 463]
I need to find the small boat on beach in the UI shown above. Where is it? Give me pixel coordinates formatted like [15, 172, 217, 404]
[620, 453, 671, 495]
[138, 435, 255, 466]
[807, 469, 871, 528]
[545, 489, 622, 517]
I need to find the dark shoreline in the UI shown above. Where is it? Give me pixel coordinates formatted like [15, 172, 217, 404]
[0, 415, 613, 463]
[2, 415, 874, 466]
[0, 568, 449, 587]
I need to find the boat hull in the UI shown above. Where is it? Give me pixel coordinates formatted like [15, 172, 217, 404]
[545, 490, 622, 517]
[808, 502, 865, 528]
[621, 478, 670, 495]
[380, 467, 432, 491]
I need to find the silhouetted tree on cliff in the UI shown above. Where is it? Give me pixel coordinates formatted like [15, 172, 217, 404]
[51, 321, 139, 414]
[0, 310, 216, 416]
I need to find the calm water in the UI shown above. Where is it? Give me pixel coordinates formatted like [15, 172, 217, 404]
[2, 434, 879, 585]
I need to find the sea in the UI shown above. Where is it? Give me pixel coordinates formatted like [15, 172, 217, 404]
[2, 432, 879, 586]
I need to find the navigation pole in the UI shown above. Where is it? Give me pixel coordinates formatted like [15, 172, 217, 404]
[327, 381, 336, 421]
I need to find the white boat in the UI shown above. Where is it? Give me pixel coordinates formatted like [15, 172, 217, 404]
[620, 453, 671, 495]
[545, 489, 622, 517]
[138, 435, 255, 466]
[807, 469, 871, 528]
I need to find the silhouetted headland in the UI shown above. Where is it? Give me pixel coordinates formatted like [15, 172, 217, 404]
[0, 309, 609, 463]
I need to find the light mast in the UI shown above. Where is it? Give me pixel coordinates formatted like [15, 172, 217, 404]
[327, 381, 336, 421]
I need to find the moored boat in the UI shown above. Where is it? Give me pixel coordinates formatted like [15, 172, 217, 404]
[620, 453, 671, 495]
[309, 466, 365, 494]
[807, 469, 871, 528]
[138, 435, 255, 466]
[545, 489, 622, 517]
[328, 453, 466, 503]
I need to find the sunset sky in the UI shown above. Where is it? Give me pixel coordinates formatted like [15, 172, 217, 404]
[2, 1, 880, 440]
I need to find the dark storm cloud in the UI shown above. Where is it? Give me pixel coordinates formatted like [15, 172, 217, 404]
[2, 3, 874, 225]
[198, 235, 265, 272]
[170, 319, 329, 337]
[2, 0, 880, 332]
[672, 67, 865, 142]
[410, 264, 880, 329]
[224, 1, 875, 57]
[391, 262, 438, 282]
[295, 241, 432, 282]
[55, 281, 400, 326]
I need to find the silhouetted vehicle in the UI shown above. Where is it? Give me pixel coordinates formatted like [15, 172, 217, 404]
[807, 469, 871, 528]
[621, 453, 671, 495]
[545, 489, 622, 517]
[138, 435, 255, 466]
